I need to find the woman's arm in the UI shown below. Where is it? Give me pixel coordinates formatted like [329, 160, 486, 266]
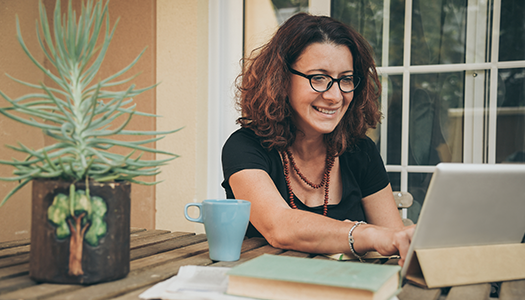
[229, 169, 415, 265]
[362, 184, 405, 228]
[230, 168, 352, 253]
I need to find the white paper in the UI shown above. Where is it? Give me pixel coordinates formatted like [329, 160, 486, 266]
[139, 265, 256, 300]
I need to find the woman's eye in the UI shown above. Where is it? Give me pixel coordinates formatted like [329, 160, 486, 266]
[340, 76, 354, 84]
[311, 75, 328, 83]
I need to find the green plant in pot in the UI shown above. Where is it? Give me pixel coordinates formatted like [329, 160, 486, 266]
[0, 0, 179, 284]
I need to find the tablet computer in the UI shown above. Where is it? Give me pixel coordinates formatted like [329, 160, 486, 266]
[401, 163, 525, 278]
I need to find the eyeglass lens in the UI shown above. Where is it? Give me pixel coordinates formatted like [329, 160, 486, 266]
[311, 75, 358, 93]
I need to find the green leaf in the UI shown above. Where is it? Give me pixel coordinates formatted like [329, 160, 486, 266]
[90, 195, 107, 218]
[56, 221, 71, 239]
[47, 193, 69, 225]
[84, 217, 106, 246]
[73, 189, 92, 218]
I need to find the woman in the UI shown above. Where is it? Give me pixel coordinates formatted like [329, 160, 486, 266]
[222, 13, 414, 266]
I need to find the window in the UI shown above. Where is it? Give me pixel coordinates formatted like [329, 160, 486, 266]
[332, 0, 525, 222]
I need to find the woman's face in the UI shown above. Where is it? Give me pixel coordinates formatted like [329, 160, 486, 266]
[288, 42, 355, 137]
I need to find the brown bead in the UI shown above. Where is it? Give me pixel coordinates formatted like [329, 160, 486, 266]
[281, 149, 335, 216]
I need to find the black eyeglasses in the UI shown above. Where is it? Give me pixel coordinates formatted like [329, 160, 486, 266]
[289, 68, 361, 93]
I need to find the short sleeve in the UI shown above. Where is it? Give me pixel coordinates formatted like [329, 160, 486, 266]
[358, 137, 390, 197]
[221, 128, 276, 198]
[339, 137, 390, 199]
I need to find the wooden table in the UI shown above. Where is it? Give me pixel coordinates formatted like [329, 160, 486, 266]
[1, 228, 524, 300]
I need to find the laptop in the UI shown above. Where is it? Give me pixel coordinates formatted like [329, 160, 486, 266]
[401, 163, 525, 279]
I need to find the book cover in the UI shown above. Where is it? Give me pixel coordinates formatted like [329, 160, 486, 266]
[227, 254, 401, 300]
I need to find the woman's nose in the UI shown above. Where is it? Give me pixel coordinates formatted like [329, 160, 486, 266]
[322, 81, 344, 103]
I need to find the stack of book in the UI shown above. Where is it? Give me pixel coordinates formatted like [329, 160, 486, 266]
[226, 254, 401, 300]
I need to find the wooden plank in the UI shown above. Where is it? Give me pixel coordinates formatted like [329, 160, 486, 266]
[445, 283, 491, 300]
[110, 285, 154, 300]
[0, 253, 29, 268]
[211, 244, 283, 268]
[398, 283, 441, 300]
[130, 234, 207, 261]
[130, 228, 147, 234]
[130, 229, 171, 241]
[0, 263, 29, 280]
[130, 231, 192, 250]
[0, 239, 30, 250]
[0, 245, 30, 259]
[130, 241, 209, 271]
[499, 279, 525, 300]
[44, 252, 215, 300]
[0, 275, 36, 296]
[0, 283, 81, 300]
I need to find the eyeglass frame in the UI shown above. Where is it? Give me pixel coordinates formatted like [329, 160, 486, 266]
[288, 67, 361, 93]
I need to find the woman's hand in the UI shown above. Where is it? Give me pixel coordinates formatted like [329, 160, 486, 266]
[346, 219, 415, 266]
[366, 225, 416, 266]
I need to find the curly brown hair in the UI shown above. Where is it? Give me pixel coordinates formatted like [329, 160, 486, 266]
[236, 13, 381, 155]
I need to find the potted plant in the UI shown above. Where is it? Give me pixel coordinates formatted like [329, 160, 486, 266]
[0, 0, 179, 284]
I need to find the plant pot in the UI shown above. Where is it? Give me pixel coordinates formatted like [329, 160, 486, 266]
[29, 179, 131, 284]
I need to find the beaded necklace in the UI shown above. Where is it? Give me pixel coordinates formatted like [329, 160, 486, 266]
[281, 148, 335, 216]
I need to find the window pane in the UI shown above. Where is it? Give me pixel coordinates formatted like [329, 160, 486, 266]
[271, 0, 308, 25]
[332, 0, 405, 67]
[387, 172, 401, 192]
[388, 0, 406, 66]
[499, 0, 525, 61]
[409, 72, 465, 165]
[496, 68, 525, 163]
[384, 75, 403, 165]
[411, 0, 467, 65]
[407, 172, 432, 223]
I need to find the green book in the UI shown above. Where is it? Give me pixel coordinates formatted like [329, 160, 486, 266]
[226, 254, 401, 300]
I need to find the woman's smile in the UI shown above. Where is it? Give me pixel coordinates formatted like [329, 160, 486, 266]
[313, 105, 338, 115]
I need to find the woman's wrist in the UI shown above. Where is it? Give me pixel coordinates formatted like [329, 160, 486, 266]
[349, 223, 377, 254]
[348, 221, 368, 261]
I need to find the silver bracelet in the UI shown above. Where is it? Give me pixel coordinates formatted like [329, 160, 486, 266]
[348, 221, 368, 262]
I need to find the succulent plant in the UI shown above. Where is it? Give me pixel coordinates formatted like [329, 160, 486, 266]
[0, 0, 180, 207]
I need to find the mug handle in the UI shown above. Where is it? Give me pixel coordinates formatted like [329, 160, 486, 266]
[184, 203, 203, 223]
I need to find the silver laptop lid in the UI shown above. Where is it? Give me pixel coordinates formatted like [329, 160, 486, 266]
[401, 163, 525, 277]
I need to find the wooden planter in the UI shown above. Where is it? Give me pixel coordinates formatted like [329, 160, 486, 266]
[30, 179, 131, 284]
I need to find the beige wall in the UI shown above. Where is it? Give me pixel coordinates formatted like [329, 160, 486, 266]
[0, 0, 158, 242]
[156, 0, 209, 233]
[0, 0, 43, 242]
[244, 0, 278, 58]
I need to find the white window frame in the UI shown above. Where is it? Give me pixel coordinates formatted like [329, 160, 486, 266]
[377, 0, 525, 197]
[207, 0, 244, 200]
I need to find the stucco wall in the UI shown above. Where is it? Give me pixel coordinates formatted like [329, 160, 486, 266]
[0, 0, 43, 242]
[155, 0, 209, 233]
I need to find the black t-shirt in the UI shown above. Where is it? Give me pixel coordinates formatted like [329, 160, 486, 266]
[221, 127, 390, 237]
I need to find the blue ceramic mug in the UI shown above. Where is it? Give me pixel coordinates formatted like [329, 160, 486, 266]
[184, 199, 251, 261]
